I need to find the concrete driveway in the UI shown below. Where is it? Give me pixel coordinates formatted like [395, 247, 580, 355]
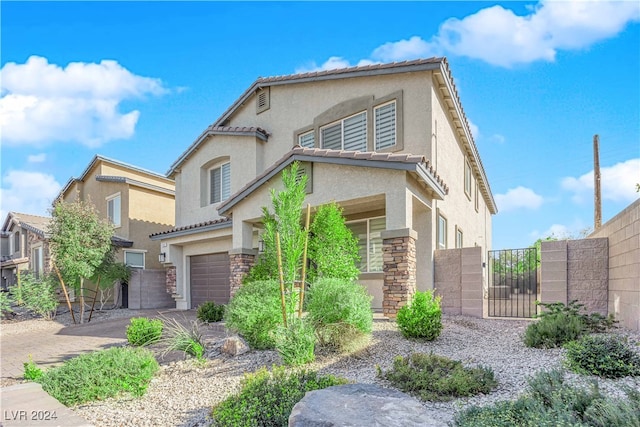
[1, 309, 223, 381]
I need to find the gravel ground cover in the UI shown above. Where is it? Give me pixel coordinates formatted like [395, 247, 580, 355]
[3, 311, 639, 426]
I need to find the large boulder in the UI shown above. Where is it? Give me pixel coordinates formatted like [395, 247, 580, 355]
[289, 383, 446, 427]
[220, 335, 250, 356]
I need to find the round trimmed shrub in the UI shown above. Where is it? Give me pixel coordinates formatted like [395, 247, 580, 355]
[396, 290, 442, 340]
[225, 280, 283, 349]
[197, 301, 225, 323]
[524, 312, 584, 348]
[126, 317, 163, 346]
[306, 278, 373, 351]
[274, 318, 316, 366]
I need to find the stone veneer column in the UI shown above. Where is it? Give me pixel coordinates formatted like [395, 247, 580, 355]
[381, 229, 417, 319]
[166, 266, 177, 295]
[229, 250, 256, 298]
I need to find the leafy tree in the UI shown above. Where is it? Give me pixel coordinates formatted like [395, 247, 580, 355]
[308, 202, 360, 282]
[89, 246, 131, 311]
[48, 198, 114, 323]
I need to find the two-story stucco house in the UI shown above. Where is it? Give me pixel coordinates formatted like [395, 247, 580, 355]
[1, 212, 52, 290]
[56, 155, 176, 307]
[152, 58, 497, 317]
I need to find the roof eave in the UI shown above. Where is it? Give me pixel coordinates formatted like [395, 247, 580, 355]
[149, 220, 232, 240]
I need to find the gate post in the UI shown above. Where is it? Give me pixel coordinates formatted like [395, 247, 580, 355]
[540, 240, 568, 307]
[461, 247, 483, 318]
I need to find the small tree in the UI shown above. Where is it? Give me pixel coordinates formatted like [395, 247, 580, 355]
[48, 198, 114, 323]
[308, 202, 360, 282]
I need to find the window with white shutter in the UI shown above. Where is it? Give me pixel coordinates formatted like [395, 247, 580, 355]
[320, 111, 366, 151]
[210, 162, 231, 204]
[346, 216, 386, 272]
[106, 194, 121, 227]
[375, 101, 396, 150]
[299, 131, 315, 148]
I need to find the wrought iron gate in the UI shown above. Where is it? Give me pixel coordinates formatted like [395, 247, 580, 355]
[488, 248, 538, 318]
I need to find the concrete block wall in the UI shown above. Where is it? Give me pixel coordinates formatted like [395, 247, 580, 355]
[567, 238, 608, 315]
[128, 269, 175, 309]
[590, 199, 640, 330]
[434, 247, 483, 317]
[540, 240, 568, 306]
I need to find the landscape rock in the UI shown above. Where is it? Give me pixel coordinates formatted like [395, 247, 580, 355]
[288, 383, 447, 427]
[221, 335, 250, 356]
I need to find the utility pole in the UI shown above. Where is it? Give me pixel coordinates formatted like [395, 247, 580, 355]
[594, 134, 602, 230]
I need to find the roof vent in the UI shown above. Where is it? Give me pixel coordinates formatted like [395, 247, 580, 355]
[256, 87, 270, 114]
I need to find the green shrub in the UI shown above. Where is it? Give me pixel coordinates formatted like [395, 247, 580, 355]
[524, 312, 584, 348]
[211, 366, 348, 427]
[455, 369, 640, 427]
[307, 202, 360, 282]
[525, 301, 618, 349]
[306, 278, 372, 351]
[396, 290, 442, 340]
[274, 318, 316, 366]
[38, 347, 158, 406]
[197, 301, 225, 323]
[23, 355, 44, 381]
[126, 317, 163, 346]
[564, 335, 640, 378]
[0, 291, 12, 318]
[225, 280, 284, 349]
[378, 352, 496, 402]
[12, 272, 59, 320]
[161, 316, 206, 360]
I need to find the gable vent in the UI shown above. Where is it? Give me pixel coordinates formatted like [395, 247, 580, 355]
[256, 87, 270, 114]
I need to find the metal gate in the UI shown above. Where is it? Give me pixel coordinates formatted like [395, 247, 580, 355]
[488, 248, 538, 318]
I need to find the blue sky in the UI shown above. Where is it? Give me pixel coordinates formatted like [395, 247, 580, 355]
[1, 1, 639, 249]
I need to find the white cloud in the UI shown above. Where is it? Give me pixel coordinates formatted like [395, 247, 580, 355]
[529, 220, 592, 241]
[561, 158, 640, 203]
[495, 186, 544, 212]
[468, 121, 480, 140]
[301, 1, 640, 70]
[0, 56, 168, 147]
[27, 153, 47, 163]
[0, 170, 62, 221]
[490, 134, 506, 144]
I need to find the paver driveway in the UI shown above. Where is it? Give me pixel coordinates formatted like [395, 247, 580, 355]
[1, 309, 215, 381]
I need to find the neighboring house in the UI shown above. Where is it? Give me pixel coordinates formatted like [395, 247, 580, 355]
[152, 58, 497, 317]
[56, 155, 176, 306]
[1, 212, 52, 290]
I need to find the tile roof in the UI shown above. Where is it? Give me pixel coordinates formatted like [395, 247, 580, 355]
[2, 212, 51, 236]
[217, 146, 449, 215]
[149, 218, 231, 239]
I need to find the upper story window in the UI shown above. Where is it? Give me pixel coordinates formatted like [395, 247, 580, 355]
[346, 216, 385, 273]
[32, 246, 44, 278]
[464, 159, 472, 200]
[375, 101, 396, 150]
[210, 162, 231, 204]
[437, 212, 447, 250]
[124, 250, 145, 269]
[456, 226, 463, 249]
[14, 232, 20, 254]
[475, 181, 480, 212]
[107, 193, 121, 227]
[299, 130, 315, 148]
[321, 111, 367, 151]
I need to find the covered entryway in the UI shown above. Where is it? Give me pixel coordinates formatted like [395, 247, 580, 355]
[190, 253, 230, 308]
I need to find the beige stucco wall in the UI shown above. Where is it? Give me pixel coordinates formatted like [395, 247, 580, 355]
[61, 160, 175, 271]
[173, 135, 263, 226]
[429, 83, 492, 282]
[590, 199, 640, 330]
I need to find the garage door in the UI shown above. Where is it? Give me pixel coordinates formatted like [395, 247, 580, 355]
[190, 253, 230, 308]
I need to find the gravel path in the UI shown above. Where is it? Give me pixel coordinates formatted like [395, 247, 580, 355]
[62, 315, 640, 427]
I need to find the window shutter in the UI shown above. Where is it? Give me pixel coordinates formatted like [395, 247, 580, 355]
[256, 87, 270, 113]
[321, 123, 342, 150]
[375, 102, 396, 150]
[343, 112, 367, 151]
[296, 162, 313, 194]
[221, 163, 231, 201]
[299, 131, 315, 148]
[211, 167, 221, 203]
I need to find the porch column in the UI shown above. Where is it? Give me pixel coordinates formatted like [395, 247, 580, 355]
[229, 249, 256, 297]
[381, 228, 417, 319]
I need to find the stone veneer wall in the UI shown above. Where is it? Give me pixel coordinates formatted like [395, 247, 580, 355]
[540, 238, 609, 315]
[590, 199, 640, 330]
[382, 232, 416, 318]
[434, 247, 483, 317]
[166, 266, 177, 295]
[229, 253, 255, 297]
